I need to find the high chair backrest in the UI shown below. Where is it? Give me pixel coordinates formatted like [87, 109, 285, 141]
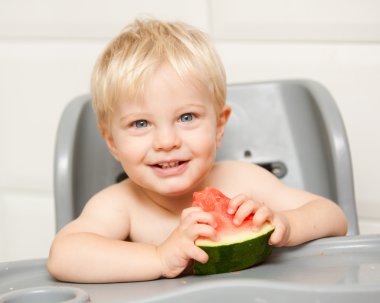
[54, 80, 359, 235]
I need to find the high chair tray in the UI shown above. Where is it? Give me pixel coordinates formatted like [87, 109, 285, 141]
[1, 234, 379, 303]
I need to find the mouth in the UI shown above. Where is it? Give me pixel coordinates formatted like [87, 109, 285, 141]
[149, 160, 189, 176]
[154, 161, 187, 169]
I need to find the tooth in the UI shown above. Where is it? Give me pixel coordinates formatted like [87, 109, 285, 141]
[169, 162, 178, 168]
[158, 162, 179, 169]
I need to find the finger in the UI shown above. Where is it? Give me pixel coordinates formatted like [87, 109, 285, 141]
[269, 224, 285, 246]
[188, 245, 209, 264]
[227, 194, 248, 215]
[181, 206, 203, 220]
[233, 199, 263, 225]
[252, 206, 273, 228]
[268, 217, 289, 246]
[181, 209, 217, 228]
[188, 224, 218, 242]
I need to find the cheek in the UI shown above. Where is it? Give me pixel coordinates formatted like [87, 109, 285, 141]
[185, 127, 218, 155]
[114, 136, 150, 164]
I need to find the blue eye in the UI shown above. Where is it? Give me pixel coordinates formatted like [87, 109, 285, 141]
[179, 113, 194, 122]
[133, 120, 148, 128]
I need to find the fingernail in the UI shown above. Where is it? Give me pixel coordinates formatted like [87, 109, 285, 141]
[227, 208, 234, 215]
[233, 218, 240, 225]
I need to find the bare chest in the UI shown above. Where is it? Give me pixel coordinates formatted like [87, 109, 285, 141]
[128, 205, 179, 245]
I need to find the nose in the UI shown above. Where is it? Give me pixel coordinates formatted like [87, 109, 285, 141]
[153, 126, 181, 151]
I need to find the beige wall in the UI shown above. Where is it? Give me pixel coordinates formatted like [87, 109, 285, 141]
[1, 0, 379, 262]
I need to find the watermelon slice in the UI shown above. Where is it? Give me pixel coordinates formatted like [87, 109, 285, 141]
[192, 187, 274, 275]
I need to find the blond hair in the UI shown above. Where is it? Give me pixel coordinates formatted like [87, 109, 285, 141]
[91, 19, 226, 130]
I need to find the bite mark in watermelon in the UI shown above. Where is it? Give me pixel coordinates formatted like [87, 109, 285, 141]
[192, 187, 274, 275]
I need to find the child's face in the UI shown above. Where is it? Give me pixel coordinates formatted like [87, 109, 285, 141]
[104, 63, 230, 196]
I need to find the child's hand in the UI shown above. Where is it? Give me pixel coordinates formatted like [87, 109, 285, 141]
[228, 194, 290, 247]
[157, 207, 217, 278]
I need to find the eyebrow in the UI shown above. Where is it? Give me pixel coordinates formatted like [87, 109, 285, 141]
[118, 101, 208, 123]
[176, 102, 208, 111]
[118, 112, 150, 124]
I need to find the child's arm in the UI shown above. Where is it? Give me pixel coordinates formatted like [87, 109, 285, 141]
[47, 192, 216, 282]
[229, 191, 347, 246]
[48, 227, 162, 282]
[48, 191, 160, 282]
[216, 161, 348, 246]
[273, 195, 348, 246]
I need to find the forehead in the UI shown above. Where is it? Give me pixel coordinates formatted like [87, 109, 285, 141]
[148, 64, 207, 96]
[120, 63, 214, 107]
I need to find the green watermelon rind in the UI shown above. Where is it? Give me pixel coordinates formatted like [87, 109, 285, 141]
[194, 224, 275, 275]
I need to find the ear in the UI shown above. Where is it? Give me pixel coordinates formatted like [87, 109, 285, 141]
[216, 104, 231, 148]
[99, 124, 120, 162]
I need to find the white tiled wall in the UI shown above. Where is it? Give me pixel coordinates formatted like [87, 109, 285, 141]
[211, 0, 380, 41]
[1, 0, 379, 262]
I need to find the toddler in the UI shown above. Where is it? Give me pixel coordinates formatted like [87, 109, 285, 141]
[48, 19, 347, 283]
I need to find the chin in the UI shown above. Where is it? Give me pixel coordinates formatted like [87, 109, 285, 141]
[158, 184, 193, 196]
[156, 178, 203, 197]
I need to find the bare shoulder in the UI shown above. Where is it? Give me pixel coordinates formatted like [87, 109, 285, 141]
[209, 160, 279, 193]
[58, 180, 137, 240]
[85, 179, 135, 212]
[209, 160, 315, 210]
[210, 160, 278, 185]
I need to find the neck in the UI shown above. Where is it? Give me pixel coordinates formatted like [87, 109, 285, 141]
[144, 189, 193, 215]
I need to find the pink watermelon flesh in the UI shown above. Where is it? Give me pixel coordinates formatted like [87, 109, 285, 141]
[192, 187, 254, 238]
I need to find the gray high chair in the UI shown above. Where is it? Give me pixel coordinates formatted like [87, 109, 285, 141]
[54, 79, 359, 234]
[1, 80, 379, 303]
